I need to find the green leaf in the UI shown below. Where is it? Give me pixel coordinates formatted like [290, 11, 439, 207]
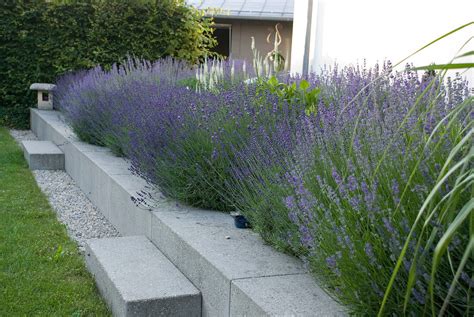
[52, 245, 64, 262]
[267, 76, 279, 87]
[413, 63, 474, 70]
[454, 50, 474, 59]
[432, 200, 473, 273]
[299, 79, 310, 91]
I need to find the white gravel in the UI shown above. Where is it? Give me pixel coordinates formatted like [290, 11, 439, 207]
[9, 129, 38, 141]
[9, 129, 120, 252]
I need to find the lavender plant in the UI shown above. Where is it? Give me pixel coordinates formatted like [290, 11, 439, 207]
[56, 57, 194, 155]
[55, 50, 472, 315]
[226, 63, 472, 315]
[56, 57, 265, 211]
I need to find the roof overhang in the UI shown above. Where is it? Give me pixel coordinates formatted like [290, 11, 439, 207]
[187, 0, 294, 22]
[210, 14, 293, 22]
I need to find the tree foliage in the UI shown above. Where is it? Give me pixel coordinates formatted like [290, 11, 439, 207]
[0, 0, 216, 128]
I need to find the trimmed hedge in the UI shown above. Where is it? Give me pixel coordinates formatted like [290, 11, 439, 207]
[0, 0, 216, 128]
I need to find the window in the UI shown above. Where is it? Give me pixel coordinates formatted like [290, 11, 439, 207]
[212, 24, 232, 58]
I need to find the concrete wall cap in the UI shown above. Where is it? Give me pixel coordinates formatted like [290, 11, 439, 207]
[30, 83, 56, 91]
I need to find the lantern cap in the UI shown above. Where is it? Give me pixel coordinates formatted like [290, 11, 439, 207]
[30, 83, 56, 91]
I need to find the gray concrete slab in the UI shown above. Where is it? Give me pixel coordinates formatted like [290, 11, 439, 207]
[30, 109, 40, 138]
[73, 141, 111, 153]
[31, 108, 75, 144]
[231, 274, 346, 316]
[150, 208, 308, 316]
[108, 176, 152, 236]
[22, 140, 64, 170]
[83, 150, 131, 175]
[153, 207, 306, 279]
[61, 142, 84, 185]
[85, 236, 201, 317]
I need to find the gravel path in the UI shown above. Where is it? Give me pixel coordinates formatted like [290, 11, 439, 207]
[9, 129, 120, 252]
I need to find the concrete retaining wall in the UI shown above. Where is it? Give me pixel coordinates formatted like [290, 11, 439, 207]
[31, 108, 345, 317]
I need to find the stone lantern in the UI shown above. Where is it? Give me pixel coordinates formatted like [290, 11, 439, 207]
[30, 83, 56, 110]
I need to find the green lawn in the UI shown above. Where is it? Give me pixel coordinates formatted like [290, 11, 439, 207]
[0, 128, 109, 316]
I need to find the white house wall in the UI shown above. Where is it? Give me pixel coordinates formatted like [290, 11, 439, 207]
[292, 0, 474, 85]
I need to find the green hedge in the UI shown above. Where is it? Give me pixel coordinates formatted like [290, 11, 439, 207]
[0, 0, 216, 128]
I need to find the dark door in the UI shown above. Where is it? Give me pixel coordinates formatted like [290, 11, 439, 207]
[212, 25, 231, 58]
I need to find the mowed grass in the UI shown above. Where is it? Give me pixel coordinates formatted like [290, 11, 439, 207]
[0, 128, 110, 316]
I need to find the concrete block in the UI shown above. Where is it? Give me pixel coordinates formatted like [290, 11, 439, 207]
[60, 144, 120, 206]
[30, 108, 40, 137]
[78, 151, 105, 202]
[152, 217, 229, 316]
[83, 150, 131, 175]
[22, 140, 64, 170]
[31, 108, 75, 144]
[90, 168, 113, 219]
[150, 208, 307, 316]
[73, 141, 111, 153]
[231, 274, 346, 316]
[85, 236, 201, 317]
[30, 108, 47, 139]
[62, 142, 84, 184]
[108, 175, 152, 236]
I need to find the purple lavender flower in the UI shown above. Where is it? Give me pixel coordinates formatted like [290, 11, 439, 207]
[332, 168, 343, 186]
[347, 175, 358, 192]
[211, 148, 218, 160]
[364, 242, 376, 264]
[299, 225, 314, 248]
[461, 272, 474, 288]
[391, 179, 400, 204]
[285, 195, 296, 210]
[383, 217, 397, 236]
[412, 287, 426, 305]
[326, 254, 337, 270]
[371, 282, 384, 298]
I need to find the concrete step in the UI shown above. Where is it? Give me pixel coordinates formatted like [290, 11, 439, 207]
[85, 236, 201, 317]
[21, 140, 64, 170]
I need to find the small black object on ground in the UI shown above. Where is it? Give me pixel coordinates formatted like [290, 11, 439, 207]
[230, 212, 251, 229]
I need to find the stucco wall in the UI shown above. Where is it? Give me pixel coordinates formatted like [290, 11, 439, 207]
[215, 18, 293, 69]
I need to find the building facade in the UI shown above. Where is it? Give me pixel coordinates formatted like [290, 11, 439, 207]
[187, 0, 294, 68]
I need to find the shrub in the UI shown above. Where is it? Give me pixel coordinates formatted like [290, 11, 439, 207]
[56, 58, 290, 211]
[0, 0, 216, 128]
